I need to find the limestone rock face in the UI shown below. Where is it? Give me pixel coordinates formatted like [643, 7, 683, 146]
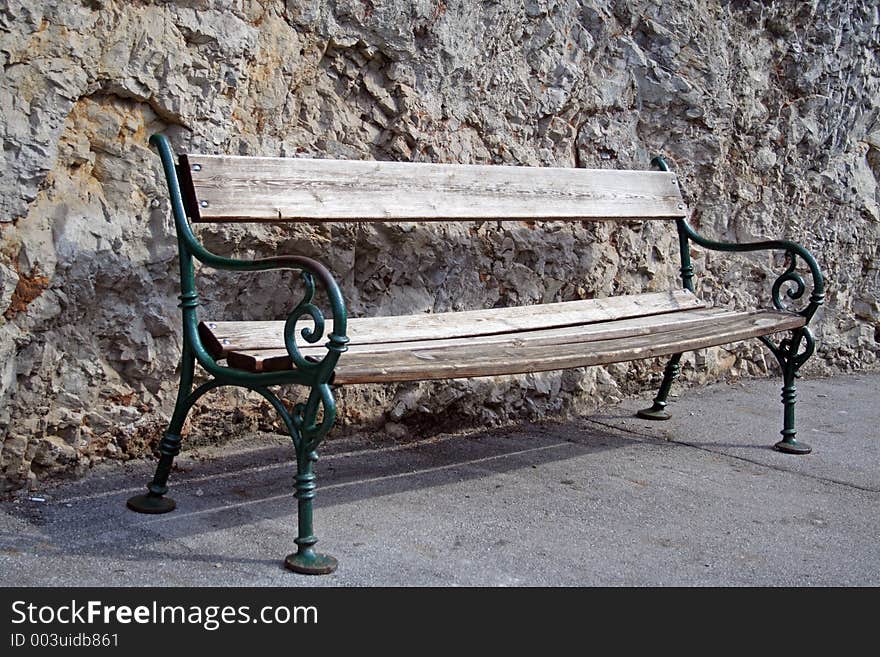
[1, 1, 878, 489]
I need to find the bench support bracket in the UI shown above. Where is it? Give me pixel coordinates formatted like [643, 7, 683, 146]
[129, 134, 350, 573]
[128, 375, 341, 573]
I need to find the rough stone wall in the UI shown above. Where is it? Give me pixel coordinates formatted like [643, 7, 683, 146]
[1, 0, 878, 490]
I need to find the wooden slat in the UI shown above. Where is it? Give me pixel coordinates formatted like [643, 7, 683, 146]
[182, 154, 687, 222]
[198, 290, 705, 358]
[305, 310, 804, 384]
[228, 307, 736, 373]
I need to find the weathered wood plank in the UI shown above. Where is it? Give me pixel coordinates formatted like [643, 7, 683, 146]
[182, 154, 687, 222]
[319, 310, 805, 384]
[198, 290, 705, 358]
[223, 310, 804, 381]
[228, 307, 737, 373]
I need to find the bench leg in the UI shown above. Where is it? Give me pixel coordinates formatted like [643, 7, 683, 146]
[127, 346, 196, 514]
[761, 328, 813, 454]
[284, 449, 338, 575]
[254, 384, 338, 575]
[126, 432, 182, 514]
[637, 353, 682, 420]
[775, 367, 811, 454]
[772, 330, 813, 455]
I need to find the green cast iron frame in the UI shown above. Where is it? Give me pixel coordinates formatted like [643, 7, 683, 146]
[126, 134, 350, 575]
[129, 138, 825, 575]
[636, 156, 825, 455]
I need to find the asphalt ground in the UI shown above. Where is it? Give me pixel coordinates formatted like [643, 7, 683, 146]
[1, 373, 877, 586]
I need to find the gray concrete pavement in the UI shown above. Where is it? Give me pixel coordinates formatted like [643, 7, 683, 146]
[1, 373, 877, 586]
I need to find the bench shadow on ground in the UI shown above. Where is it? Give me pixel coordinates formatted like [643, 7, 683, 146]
[587, 408, 784, 452]
[0, 421, 669, 571]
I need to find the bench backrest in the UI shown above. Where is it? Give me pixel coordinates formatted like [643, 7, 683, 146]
[178, 154, 687, 222]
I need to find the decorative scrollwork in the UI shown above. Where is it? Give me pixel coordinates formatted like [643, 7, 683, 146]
[771, 250, 807, 312]
[676, 219, 825, 323]
[284, 271, 325, 372]
[292, 384, 337, 452]
[795, 327, 816, 369]
[248, 383, 335, 453]
[283, 271, 350, 382]
[759, 326, 815, 375]
[147, 133, 350, 382]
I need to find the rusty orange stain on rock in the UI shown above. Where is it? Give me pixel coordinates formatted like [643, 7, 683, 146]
[4, 266, 50, 320]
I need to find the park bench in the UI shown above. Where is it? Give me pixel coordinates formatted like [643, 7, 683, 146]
[127, 134, 825, 574]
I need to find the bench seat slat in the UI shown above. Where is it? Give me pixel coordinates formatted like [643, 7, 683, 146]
[313, 310, 802, 384]
[314, 310, 803, 383]
[225, 306, 733, 373]
[210, 307, 804, 384]
[183, 155, 687, 222]
[198, 289, 705, 358]
[242, 307, 734, 359]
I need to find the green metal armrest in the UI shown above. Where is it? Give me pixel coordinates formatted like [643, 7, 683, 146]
[651, 156, 824, 325]
[150, 134, 349, 388]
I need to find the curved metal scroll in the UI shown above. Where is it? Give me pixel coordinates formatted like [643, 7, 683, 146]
[247, 383, 337, 455]
[284, 271, 350, 384]
[760, 326, 816, 375]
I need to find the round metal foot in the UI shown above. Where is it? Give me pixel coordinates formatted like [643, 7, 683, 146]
[636, 406, 671, 421]
[126, 493, 177, 514]
[284, 551, 338, 575]
[774, 439, 812, 455]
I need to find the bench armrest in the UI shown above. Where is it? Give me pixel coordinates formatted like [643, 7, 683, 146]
[651, 156, 824, 324]
[681, 222, 825, 323]
[150, 133, 348, 385]
[196, 256, 349, 385]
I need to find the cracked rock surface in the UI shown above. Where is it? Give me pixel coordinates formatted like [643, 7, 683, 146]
[1, 1, 879, 490]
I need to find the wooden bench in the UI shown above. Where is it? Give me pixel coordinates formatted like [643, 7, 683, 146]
[127, 134, 825, 574]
